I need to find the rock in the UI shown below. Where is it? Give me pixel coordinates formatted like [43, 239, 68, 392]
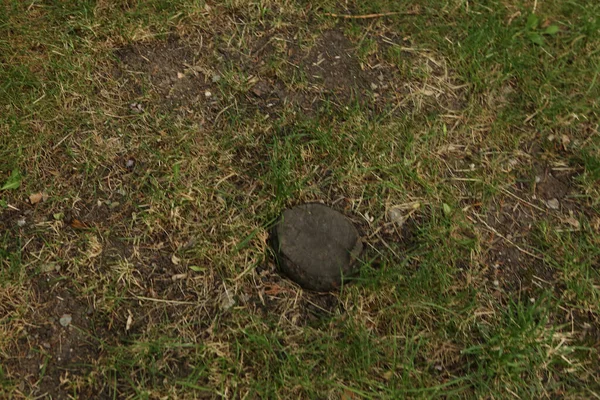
[547, 198, 560, 210]
[125, 158, 135, 169]
[272, 203, 363, 291]
[59, 314, 72, 327]
[129, 102, 144, 114]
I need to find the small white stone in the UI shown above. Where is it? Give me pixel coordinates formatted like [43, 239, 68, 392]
[59, 314, 72, 327]
[220, 292, 235, 311]
[493, 279, 500, 287]
[204, 90, 212, 98]
[387, 208, 406, 226]
[547, 198, 560, 210]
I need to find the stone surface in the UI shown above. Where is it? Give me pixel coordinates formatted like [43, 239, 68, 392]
[273, 203, 363, 291]
[59, 314, 72, 327]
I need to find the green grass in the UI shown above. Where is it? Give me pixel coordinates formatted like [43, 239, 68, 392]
[1, 0, 599, 398]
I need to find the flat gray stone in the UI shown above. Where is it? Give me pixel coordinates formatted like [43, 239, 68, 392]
[273, 203, 363, 291]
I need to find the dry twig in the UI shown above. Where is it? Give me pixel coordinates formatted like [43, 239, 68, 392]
[323, 11, 419, 19]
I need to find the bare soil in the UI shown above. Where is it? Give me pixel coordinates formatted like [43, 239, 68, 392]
[114, 28, 411, 121]
[5, 277, 107, 399]
[115, 39, 221, 117]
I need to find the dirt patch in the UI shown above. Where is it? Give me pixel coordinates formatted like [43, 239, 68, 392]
[288, 29, 408, 114]
[533, 164, 571, 202]
[4, 277, 107, 399]
[228, 28, 409, 117]
[115, 40, 220, 116]
[0, 208, 21, 239]
[478, 162, 586, 296]
[485, 242, 555, 295]
[112, 28, 458, 122]
[300, 30, 371, 105]
[485, 196, 537, 237]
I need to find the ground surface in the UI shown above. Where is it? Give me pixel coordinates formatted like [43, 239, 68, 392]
[0, 0, 599, 398]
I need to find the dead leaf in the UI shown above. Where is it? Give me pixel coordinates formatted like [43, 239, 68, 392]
[565, 217, 580, 229]
[541, 18, 552, 29]
[264, 285, 285, 295]
[29, 192, 46, 204]
[171, 254, 181, 265]
[69, 218, 89, 229]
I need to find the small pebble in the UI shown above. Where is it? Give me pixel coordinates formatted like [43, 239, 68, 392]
[493, 279, 500, 287]
[220, 293, 235, 311]
[129, 102, 144, 114]
[387, 208, 406, 226]
[204, 90, 212, 98]
[547, 198, 560, 210]
[59, 314, 72, 327]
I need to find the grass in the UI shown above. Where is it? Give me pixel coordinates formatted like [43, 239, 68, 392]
[1, 0, 599, 398]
